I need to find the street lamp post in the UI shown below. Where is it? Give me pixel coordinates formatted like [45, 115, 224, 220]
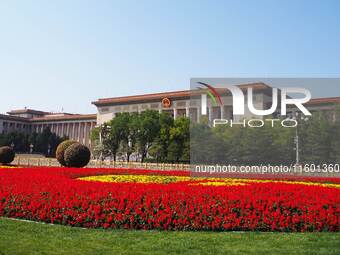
[47, 144, 51, 155]
[295, 126, 299, 165]
[293, 112, 309, 166]
[29, 144, 34, 154]
[99, 129, 102, 146]
[96, 124, 111, 161]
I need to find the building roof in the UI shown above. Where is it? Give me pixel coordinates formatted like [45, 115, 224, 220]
[1, 112, 96, 123]
[0, 114, 29, 122]
[30, 114, 97, 122]
[93, 90, 190, 106]
[92, 83, 272, 106]
[7, 108, 51, 116]
[305, 97, 340, 106]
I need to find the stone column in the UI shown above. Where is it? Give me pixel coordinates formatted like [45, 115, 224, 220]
[61, 123, 64, 137]
[83, 122, 88, 146]
[208, 107, 213, 122]
[173, 108, 177, 120]
[82, 122, 86, 144]
[83, 123, 86, 144]
[78, 122, 81, 143]
[72, 123, 75, 140]
[185, 107, 189, 118]
[220, 106, 225, 119]
[66, 123, 69, 138]
[86, 123, 89, 144]
[74, 123, 78, 141]
[197, 108, 200, 123]
[88, 122, 92, 147]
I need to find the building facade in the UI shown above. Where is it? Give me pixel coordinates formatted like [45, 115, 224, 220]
[0, 109, 96, 147]
[92, 83, 278, 124]
[93, 83, 340, 124]
[1, 82, 340, 150]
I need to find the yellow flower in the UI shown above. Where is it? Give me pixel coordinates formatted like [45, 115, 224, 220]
[79, 174, 192, 184]
[78, 174, 339, 188]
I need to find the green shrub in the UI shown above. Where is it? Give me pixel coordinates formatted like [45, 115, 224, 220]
[0, 146, 15, 164]
[64, 143, 91, 168]
[56, 140, 77, 166]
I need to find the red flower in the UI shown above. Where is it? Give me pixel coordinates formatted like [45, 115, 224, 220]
[0, 167, 338, 232]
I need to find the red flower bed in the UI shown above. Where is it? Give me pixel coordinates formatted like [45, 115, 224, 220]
[0, 167, 339, 232]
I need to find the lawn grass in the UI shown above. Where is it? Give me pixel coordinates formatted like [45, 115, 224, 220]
[0, 217, 339, 255]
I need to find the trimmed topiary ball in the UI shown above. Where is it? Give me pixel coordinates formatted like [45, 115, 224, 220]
[56, 140, 77, 166]
[0, 146, 15, 164]
[64, 143, 91, 168]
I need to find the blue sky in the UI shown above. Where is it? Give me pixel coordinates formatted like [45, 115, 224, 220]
[0, 0, 340, 114]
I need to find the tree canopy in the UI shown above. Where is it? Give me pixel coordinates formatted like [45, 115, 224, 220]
[0, 127, 66, 155]
[91, 109, 340, 165]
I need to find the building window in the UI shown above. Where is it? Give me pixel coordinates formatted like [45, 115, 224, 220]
[212, 107, 221, 119]
[223, 106, 233, 119]
[189, 108, 198, 122]
[177, 109, 186, 117]
[162, 109, 174, 117]
[150, 103, 159, 109]
[100, 107, 109, 113]
[176, 101, 186, 107]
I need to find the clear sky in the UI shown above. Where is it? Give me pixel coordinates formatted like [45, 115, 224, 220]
[0, 0, 340, 114]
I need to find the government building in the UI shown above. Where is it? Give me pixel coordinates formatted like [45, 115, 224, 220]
[1, 82, 339, 148]
[0, 110, 96, 147]
[93, 83, 286, 124]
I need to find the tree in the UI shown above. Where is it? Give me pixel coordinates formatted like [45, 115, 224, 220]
[168, 117, 190, 162]
[34, 128, 65, 155]
[0, 128, 65, 155]
[300, 112, 333, 164]
[270, 125, 295, 165]
[91, 113, 139, 162]
[137, 110, 161, 162]
[148, 112, 174, 162]
[91, 120, 124, 161]
[0, 131, 29, 152]
[190, 122, 221, 164]
[112, 112, 138, 162]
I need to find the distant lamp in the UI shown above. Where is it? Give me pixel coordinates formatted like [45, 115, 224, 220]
[29, 144, 34, 154]
[47, 144, 51, 155]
